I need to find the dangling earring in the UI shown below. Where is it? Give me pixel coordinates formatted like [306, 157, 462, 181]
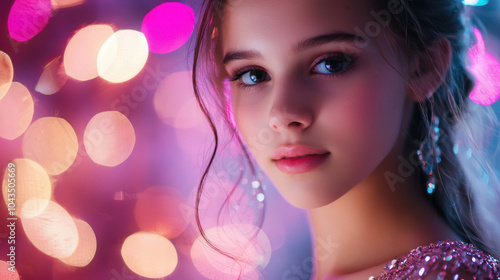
[417, 115, 442, 194]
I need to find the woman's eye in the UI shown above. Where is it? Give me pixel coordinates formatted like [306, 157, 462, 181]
[313, 57, 348, 74]
[240, 69, 267, 85]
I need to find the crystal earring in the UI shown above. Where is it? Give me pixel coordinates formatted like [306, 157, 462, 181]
[416, 115, 441, 194]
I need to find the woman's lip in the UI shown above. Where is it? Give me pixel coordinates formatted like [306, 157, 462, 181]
[274, 153, 330, 174]
[272, 144, 329, 160]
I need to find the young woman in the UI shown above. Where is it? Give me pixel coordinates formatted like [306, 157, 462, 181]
[191, 0, 500, 279]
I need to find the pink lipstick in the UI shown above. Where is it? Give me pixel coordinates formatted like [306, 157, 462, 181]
[272, 145, 329, 174]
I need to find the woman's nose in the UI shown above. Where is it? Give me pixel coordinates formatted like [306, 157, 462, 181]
[268, 80, 314, 133]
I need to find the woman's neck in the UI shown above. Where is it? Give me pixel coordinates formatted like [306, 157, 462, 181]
[307, 145, 462, 280]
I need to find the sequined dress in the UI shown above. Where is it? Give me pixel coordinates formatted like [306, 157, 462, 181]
[369, 240, 500, 280]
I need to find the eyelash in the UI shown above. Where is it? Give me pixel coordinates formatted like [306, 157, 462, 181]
[228, 52, 359, 90]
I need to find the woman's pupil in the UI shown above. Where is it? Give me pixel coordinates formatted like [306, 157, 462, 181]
[326, 58, 344, 72]
[250, 70, 264, 83]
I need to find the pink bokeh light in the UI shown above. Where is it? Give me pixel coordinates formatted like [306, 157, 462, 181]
[141, 2, 195, 54]
[467, 27, 500, 105]
[8, 0, 52, 42]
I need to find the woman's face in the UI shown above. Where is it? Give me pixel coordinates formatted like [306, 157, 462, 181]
[221, 0, 414, 208]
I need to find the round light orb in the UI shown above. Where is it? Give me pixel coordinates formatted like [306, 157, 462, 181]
[36, 56, 68, 95]
[84, 111, 136, 167]
[141, 2, 195, 54]
[22, 117, 78, 175]
[2, 158, 52, 218]
[0, 50, 14, 101]
[21, 200, 78, 258]
[64, 24, 114, 81]
[59, 218, 97, 267]
[0, 82, 34, 140]
[121, 232, 178, 278]
[97, 30, 149, 83]
[190, 224, 271, 279]
[8, 0, 52, 41]
[134, 186, 189, 239]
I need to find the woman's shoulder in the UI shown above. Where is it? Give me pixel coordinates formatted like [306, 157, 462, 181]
[372, 240, 500, 280]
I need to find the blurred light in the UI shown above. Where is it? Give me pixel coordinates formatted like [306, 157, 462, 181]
[51, 0, 85, 9]
[154, 71, 200, 127]
[175, 98, 206, 129]
[21, 200, 78, 258]
[141, 2, 195, 54]
[8, 0, 52, 41]
[59, 218, 97, 267]
[64, 24, 114, 81]
[0, 51, 14, 101]
[173, 227, 198, 257]
[121, 232, 178, 278]
[22, 117, 78, 175]
[36, 56, 68, 95]
[256, 193, 265, 202]
[0, 82, 34, 140]
[265, 215, 286, 251]
[190, 224, 271, 279]
[187, 180, 257, 229]
[467, 27, 500, 105]
[175, 120, 212, 159]
[134, 186, 189, 239]
[97, 30, 149, 83]
[2, 159, 52, 218]
[463, 0, 488, 6]
[84, 111, 135, 167]
[0, 261, 20, 280]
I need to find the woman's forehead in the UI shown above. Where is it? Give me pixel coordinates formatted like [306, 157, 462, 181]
[220, 0, 383, 51]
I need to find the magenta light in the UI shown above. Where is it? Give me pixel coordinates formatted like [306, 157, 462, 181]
[141, 2, 195, 54]
[8, 0, 52, 42]
[467, 27, 500, 105]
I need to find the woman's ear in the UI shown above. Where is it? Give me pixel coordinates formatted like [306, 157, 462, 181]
[407, 38, 452, 102]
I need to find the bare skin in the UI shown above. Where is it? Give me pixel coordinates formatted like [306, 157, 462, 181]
[219, 0, 462, 279]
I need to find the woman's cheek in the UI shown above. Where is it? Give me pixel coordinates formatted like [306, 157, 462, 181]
[322, 78, 401, 164]
[234, 104, 269, 158]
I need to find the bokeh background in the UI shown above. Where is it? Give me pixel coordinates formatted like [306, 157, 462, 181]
[0, 0, 499, 279]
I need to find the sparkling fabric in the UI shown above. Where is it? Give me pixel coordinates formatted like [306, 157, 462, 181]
[370, 240, 500, 280]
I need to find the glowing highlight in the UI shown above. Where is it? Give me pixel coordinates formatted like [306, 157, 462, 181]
[36, 56, 68, 95]
[463, 0, 488, 6]
[0, 261, 20, 280]
[190, 224, 271, 279]
[154, 71, 203, 128]
[84, 111, 136, 167]
[22, 117, 78, 175]
[0, 82, 34, 140]
[97, 30, 149, 83]
[59, 218, 97, 267]
[467, 27, 500, 105]
[64, 24, 115, 81]
[0, 51, 14, 101]
[134, 186, 189, 239]
[8, 0, 52, 41]
[141, 2, 195, 54]
[51, 0, 85, 9]
[21, 200, 78, 258]
[121, 232, 178, 278]
[2, 159, 52, 219]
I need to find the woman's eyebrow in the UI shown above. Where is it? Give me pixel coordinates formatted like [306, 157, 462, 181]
[223, 32, 364, 65]
[291, 32, 364, 53]
[223, 50, 262, 65]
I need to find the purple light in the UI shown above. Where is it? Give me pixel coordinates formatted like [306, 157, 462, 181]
[467, 27, 500, 105]
[8, 0, 52, 42]
[141, 2, 195, 54]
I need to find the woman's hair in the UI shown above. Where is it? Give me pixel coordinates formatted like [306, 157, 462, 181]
[190, 0, 500, 270]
